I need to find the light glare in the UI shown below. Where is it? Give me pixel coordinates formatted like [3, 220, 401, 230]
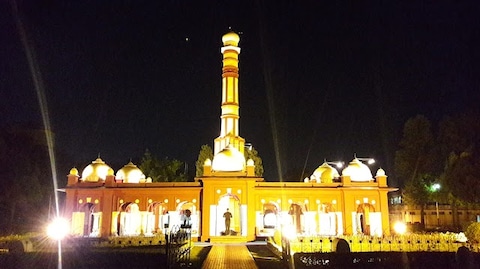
[393, 222, 407, 235]
[47, 217, 69, 240]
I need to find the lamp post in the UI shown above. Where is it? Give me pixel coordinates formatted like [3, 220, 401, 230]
[431, 183, 441, 227]
[326, 161, 344, 168]
[356, 157, 376, 165]
[47, 217, 69, 269]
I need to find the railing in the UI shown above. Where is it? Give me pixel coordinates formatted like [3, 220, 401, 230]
[166, 225, 192, 269]
[280, 234, 479, 269]
[283, 234, 473, 253]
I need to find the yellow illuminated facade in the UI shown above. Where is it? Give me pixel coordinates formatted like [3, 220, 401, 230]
[63, 32, 396, 242]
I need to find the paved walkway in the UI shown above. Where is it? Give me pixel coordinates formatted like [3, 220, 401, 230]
[201, 244, 258, 269]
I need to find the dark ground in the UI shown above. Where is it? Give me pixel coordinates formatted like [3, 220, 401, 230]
[1, 243, 479, 269]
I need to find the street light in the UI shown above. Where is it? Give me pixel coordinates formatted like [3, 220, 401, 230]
[357, 157, 375, 165]
[431, 183, 441, 227]
[354, 153, 376, 165]
[47, 217, 69, 241]
[47, 217, 69, 269]
[325, 160, 344, 168]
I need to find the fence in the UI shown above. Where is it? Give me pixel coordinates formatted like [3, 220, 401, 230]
[280, 234, 480, 268]
[283, 233, 473, 253]
[166, 225, 192, 269]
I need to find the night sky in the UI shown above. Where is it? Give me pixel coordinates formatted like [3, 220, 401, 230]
[2, 1, 479, 185]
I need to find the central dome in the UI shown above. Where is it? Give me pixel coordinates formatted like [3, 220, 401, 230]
[342, 158, 373, 182]
[81, 158, 112, 182]
[212, 144, 246, 172]
[116, 161, 145, 183]
[311, 162, 340, 183]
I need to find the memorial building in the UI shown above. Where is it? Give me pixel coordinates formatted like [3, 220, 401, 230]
[64, 32, 397, 242]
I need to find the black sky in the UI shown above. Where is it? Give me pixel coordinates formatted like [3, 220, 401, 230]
[2, 1, 479, 185]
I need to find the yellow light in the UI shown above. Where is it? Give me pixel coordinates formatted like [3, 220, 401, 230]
[192, 199, 197, 203]
[261, 199, 265, 204]
[119, 199, 124, 204]
[393, 222, 407, 235]
[135, 199, 140, 204]
[94, 199, 99, 204]
[164, 199, 169, 203]
[78, 199, 83, 204]
[148, 199, 153, 204]
[47, 217, 69, 241]
[176, 199, 180, 203]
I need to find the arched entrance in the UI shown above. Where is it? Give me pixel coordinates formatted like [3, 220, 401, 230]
[263, 202, 279, 229]
[176, 201, 195, 228]
[78, 202, 98, 236]
[212, 193, 242, 236]
[146, 202, 168, 235]
[288, 203, 304, 234]
[355, 203, 376, 235]
[117, 202, 141, 236]
[318, 202, 339, 236]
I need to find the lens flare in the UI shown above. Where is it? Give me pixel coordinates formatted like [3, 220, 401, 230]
[393, 222, 407, 235]
[47, 218, 70, 241]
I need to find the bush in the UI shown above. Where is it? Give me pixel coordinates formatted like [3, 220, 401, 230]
[464, 222, 480, 243]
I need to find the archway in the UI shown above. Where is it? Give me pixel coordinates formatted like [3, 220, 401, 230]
[217, 193, 241, 236]
[356, 203, 376, 235]
[78, 203, 95, 236]
[176, 201, 197, 229]
[117, 202, 141, 236]
[147, 202, 168, 234]
[288, 203, 304, 234]
[263, 202, 279, 229]
[318, 202, 339, 236]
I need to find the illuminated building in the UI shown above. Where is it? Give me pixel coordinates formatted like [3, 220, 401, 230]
[63, 32, 397, 242]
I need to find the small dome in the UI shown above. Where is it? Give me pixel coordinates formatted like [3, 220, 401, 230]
[222, 32, 240, 46]
[204, 158, 212, 166]
[81, 158, 112, 182]
[342, 158, 373, 182]
[69, 167, 79, 176]
[311, 162, 339, 183]
[212, 144, 246, 172]
[376, 168, 386, 177]
[247, 158, 254, 166]
[116, 161, 145, 183]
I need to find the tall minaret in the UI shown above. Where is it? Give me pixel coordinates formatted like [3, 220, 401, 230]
[214, 32, 245, 155]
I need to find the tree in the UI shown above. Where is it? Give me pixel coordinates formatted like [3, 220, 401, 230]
[438, 112, 480, 229]
[139, 149, 187, 182]
[159, 157, 188, 182]
[244, 146, 264, 177]
[195, 145, 213, 177]
[139, 149, 161, 182]
[394, 115, 438, 228]
[0, 126, 53, 235]
[465, 222, 480, 243]
[445, 151, 480, 204]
